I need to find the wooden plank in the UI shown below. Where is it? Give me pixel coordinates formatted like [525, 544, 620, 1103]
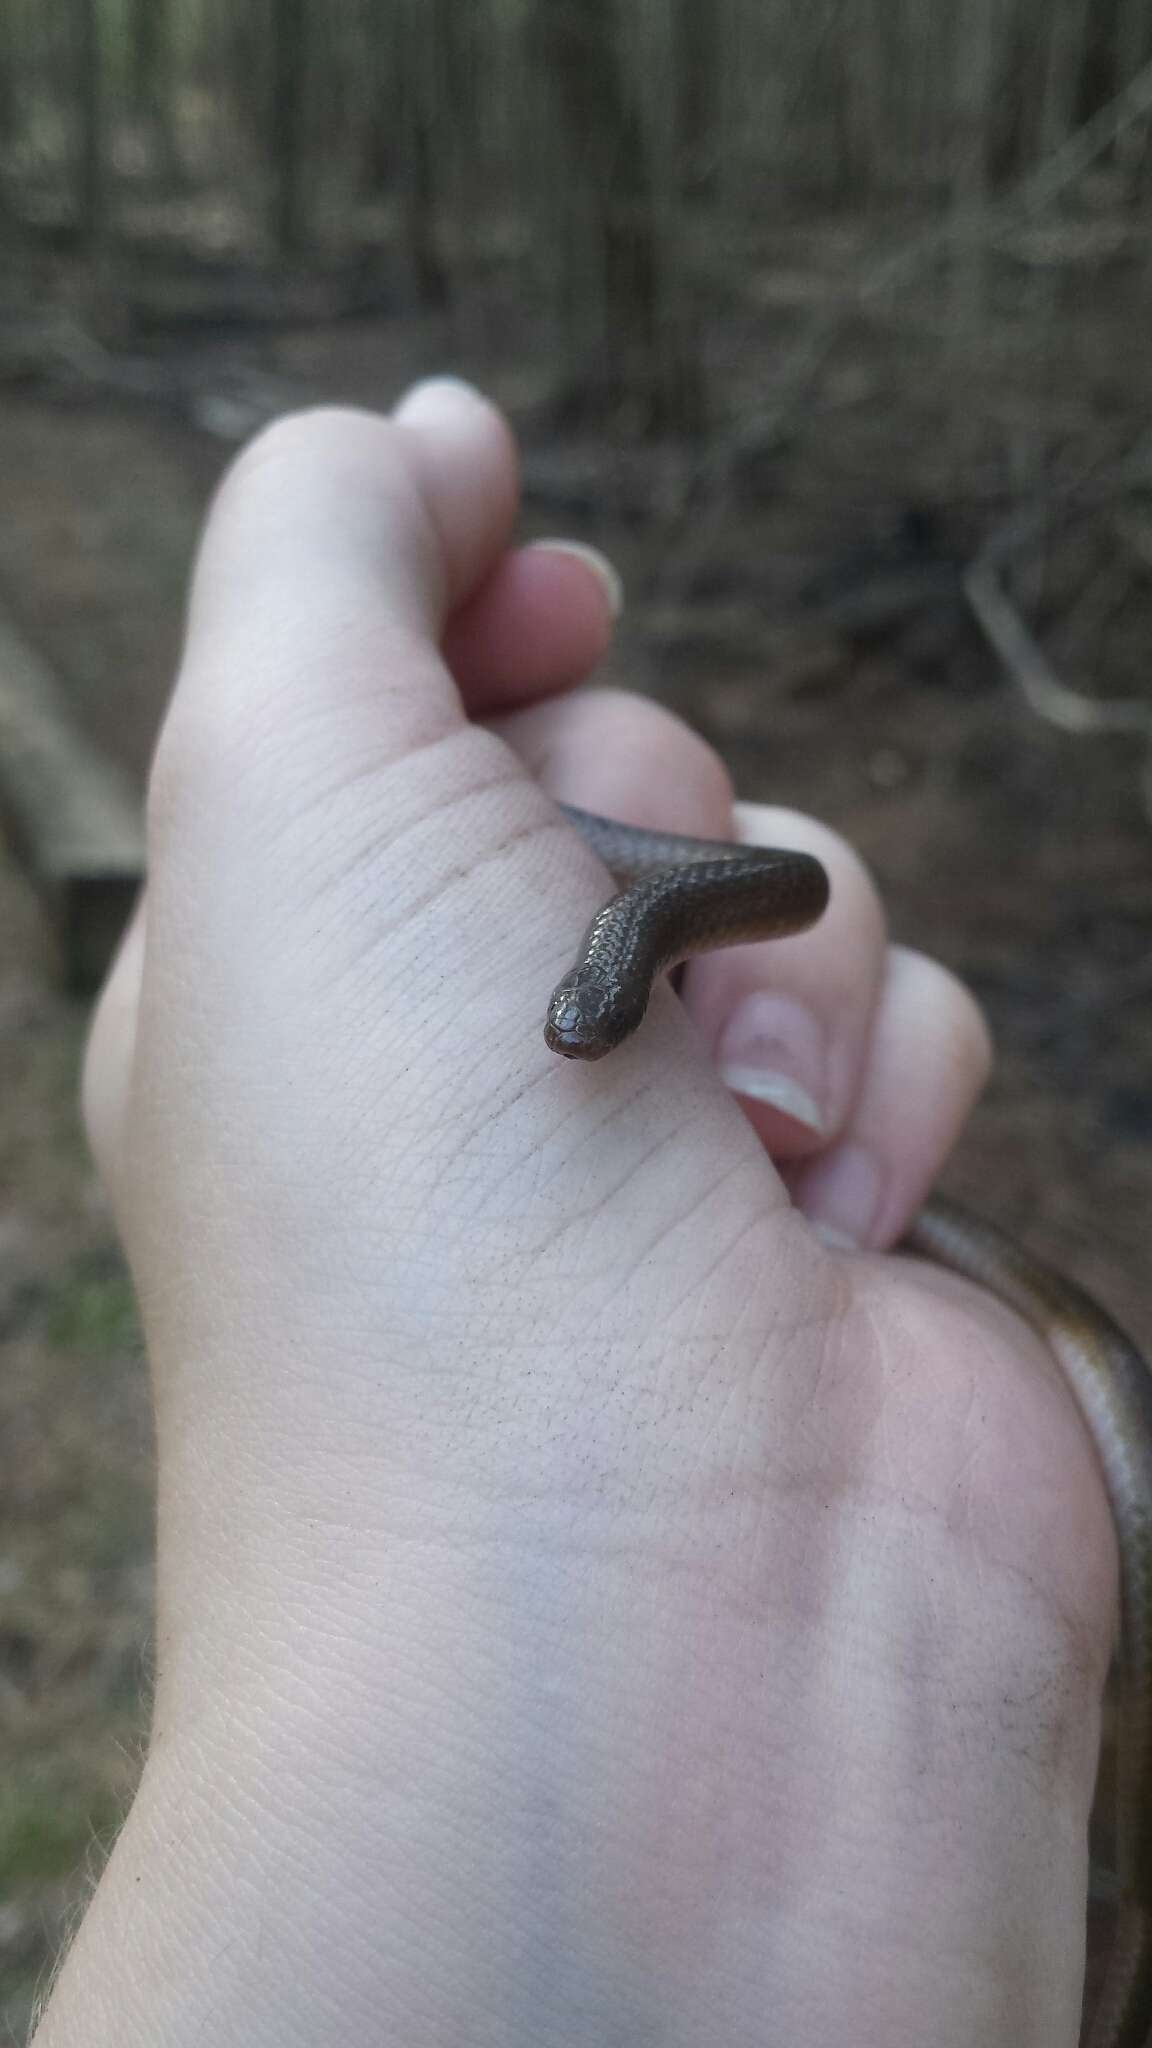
[0, 611, 145, 994]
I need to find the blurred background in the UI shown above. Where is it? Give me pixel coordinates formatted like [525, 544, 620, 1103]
[2, 0, 1151, 2033]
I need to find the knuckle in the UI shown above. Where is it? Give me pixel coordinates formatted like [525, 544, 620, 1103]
[213, 405, 394, 524]
[577, 686, 735, 807]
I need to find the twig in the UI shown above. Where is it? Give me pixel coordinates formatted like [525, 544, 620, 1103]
[964, 467, 1152, 825]
[0, 608, 144, 991]
[965, 557, 1149, 738]
[1011, 54, 1152, 215]
[863, 51, 1152, 297]
[657, 56, 1152, 607]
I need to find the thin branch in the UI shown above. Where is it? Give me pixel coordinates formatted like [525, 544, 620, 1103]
[1014, 51, 1152, 215]
[965, 556, 1151, 738]
[657, 52, 1152, 603]
[964, 464, 1152, 825]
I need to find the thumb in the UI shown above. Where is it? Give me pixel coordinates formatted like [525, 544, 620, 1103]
[85, 383, 520, 1201]
[162, 382, 519, 832]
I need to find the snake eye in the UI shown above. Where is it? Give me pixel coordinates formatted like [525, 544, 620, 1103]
[545, 989, 610, 1059]
[544, 975, 622, 1060]
[545, 969, 651, 1060]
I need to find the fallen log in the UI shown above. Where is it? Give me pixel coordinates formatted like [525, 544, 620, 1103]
[0, 610, 144, 994]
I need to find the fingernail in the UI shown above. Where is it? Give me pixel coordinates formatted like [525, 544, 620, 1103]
[717, 992, 827, 1133]
[530, 540, 624, 620]
[796, 1143, 882, 1249]
[393, 375, 484, 424]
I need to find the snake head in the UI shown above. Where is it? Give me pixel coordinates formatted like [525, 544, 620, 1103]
[544, 969, 645, 1060]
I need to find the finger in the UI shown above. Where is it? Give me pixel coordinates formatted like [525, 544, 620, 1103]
[679, 801, 888, 1163]
[443, 541, 621, 713]
[493, 683, 734, 836]
[139, 391, 767, 1206]
[158, 381, 519, 843]
[786, 945, 993, 1250]
[82, 894, 146, 1208]
[126, 383, 540, 1200]
[493, 702, 890, 1171]
[86, 490, 620, 1205]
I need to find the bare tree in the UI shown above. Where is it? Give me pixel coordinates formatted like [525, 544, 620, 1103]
[0, 7, 15, 230]
[129, 0, 182, 186]
[351, 0, 449, 308]
[6, 0, 1151, 413]
[949, 0, 1000, 323]
[1039, 0, 1095, 151]
[270, 0, 308, 251]
[0, 4, 15, 155]
[836, 0, 895, 191]
[396, 0, 450, 308]
[73, 0, 106, 246]
[674, 0, 720, 185]
[1114, 0, 1151, 184]
[355, 0, 401, 198]
[526, 0, 703, 434]
[72, 0, 106, 243]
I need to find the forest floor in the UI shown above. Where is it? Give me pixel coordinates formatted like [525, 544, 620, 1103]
[2, 216, 1152, 2034]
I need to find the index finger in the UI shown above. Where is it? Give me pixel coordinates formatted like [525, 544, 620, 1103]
[165, 384, 516, 804]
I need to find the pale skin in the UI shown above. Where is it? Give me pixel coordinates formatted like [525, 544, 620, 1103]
[37, 379, 1116, 2045]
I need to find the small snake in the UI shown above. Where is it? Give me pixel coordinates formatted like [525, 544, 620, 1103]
[546, 802, 1152, 2048]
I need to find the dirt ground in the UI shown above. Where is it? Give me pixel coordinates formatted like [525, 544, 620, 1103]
[2, 235, 1151, 2034]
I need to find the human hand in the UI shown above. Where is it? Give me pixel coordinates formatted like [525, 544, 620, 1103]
[45, 382, 1112, 2047]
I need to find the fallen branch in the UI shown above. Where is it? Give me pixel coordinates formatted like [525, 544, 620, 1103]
[964, 464, 1152, 825]
[965, 557, 1149, 739]
[0, 610, 144, 992]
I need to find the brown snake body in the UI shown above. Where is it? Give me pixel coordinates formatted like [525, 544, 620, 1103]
[546, 803, 1152, 2047]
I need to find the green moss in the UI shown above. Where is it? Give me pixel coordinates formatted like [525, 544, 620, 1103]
[0, 1777, 121, 1890]
[46, 1266, 140, 1356]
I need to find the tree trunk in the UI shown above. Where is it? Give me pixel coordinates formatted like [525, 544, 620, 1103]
[674, 0, 719, 185]
[270, 0, 307, 252]
[527, 0, 703, 435]
[1114, 0, 1151, 186]
[1039, 0, 1095, 150]
[0, 10, 15, 231]
[75, 0, 106, 246]
[944, 0, 1001, 483]
[396, 0, 449, 308]
[0, 6, 15, 159]
[357, 0, 400, 198]
[129, 0, 182, 185]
